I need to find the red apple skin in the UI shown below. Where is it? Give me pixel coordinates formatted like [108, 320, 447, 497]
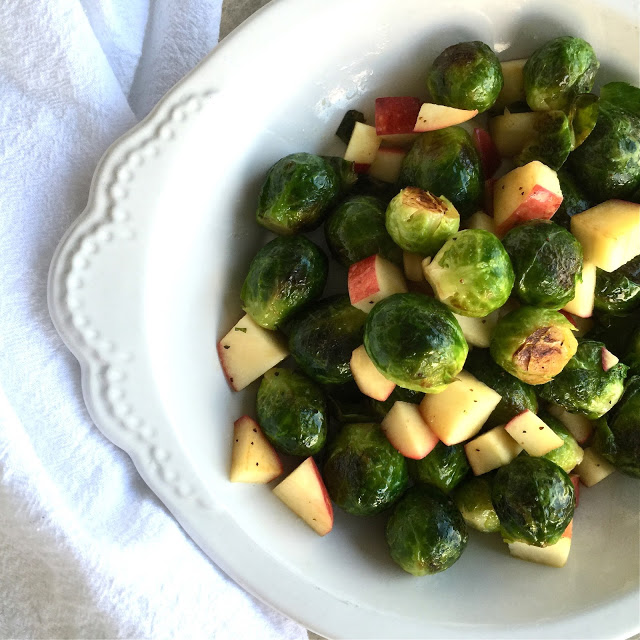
[348, 255, 378, 304]
[569, 474, 580, 507]
[496, 184, 563, 236]
[217, 342, 240, 391]
[473, 128, 501, 178]
[354, 163, 370, 174]
[559, 310, 578, 328]
[601, 347, 619, 371]
[375, 97, 421, 135]
[307, 457, 334, 526]
[484, 178, 496, 215]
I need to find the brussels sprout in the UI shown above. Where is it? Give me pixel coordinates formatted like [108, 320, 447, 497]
[539, 412, 584, 472]
[594, 375, 640, 477]
[594, 255, 640, 315]
[335, 109, 365, 144]
[623, 327, 640, 376]
[385, 188, 459, 255]
[350, 174, 399, 204]
[256, 153, 342, 234]
[408, 442, 469, 493]
[423, 229, 514, 317]
[288, 295, 367, 385]
[241, 236, 328, 329]
[322, 156, 358, 195]
[552, 168, 593, 230]
[426, 41, 503, 113]
[491, 456, 575, 546]
[538, 340, 628, 419]
[501, 220, 583, 309]
[398, 128, 483, 218]
[464, 349, 538, 429]
[385, 485, 468, 575]
[369, 386, 424, 420]
[364, 293, 468, 393]
[569, 93, 599, 148]
[523, 36, 599, 112]
[324, 381, 376, 424]
[600, 81, 640, 116]
[490, 307, 578, 385]
[515, 110, 573, 170]
[324, 195, 402, 267]
[587, 310, 640, 356]
[453, 476, 500, 533]
[323, 422, 408, 515]
[256, 369, 327, 456]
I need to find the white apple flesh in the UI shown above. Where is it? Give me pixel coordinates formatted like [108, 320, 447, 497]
[381, 401, 439, 459]
[348, 254, 408, 313]
[504, 410, 564, 457]
[229, 416, 283, 483]
[464, 425, 523, 476]
[413, 103, 478, 132]
[350, 345, 396, 401]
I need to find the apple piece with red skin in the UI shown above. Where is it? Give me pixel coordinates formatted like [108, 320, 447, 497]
[354, 163, 370, 174]
[381, 401, 439, 460]
[562, 262, 596, 319]
[472, 127, 501, 178]
[350, 345, 396, 401]
[569, 474, 580, 507]
[375, 97, 421, 135]
[368, 147, 406, 183]
[344, 122, 381, 165]
[504, 410, 564, 457]
[484, 178, 496, 215]
[272, 457, 333, 536]
[230, 416, 283, 483]
[601, 347, 620, 372]
[413, 103, 478, 132]
[348, 254, 408, 313]
[546, 404, 594, 445]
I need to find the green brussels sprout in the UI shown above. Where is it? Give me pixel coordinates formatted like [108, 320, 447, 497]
[568, 101, 640, 202]
[369, 386, 424, 420]
[364, 293, 468, 393]
[552, 168, 593, 230]
[490, 307, 578, 385]
[256, 153, 342, 234]
[426, 41, 503, 113]
[587, 309, 640, 357]
[288, 295, 367, 385]
[256, 369, 327, 456]
[538, 340, 628, 419]
[523, 36, 599, 112]
[491, 456, 575, 546]
[408, 442, 469, 493]
[398, 128, 483, 218]
[324, 195, 401, 267]
[324, 381, 376, 424]
[323, 422, 408, 515]
[501, 220, 583, 309]
[350, 174, 398, 204]
[594, 255, 640, 315]
[423, 229, 514, 317]
[623, 327, 640, 376]
[600, 81, 640, 116]
[464, 349, 538, 429]
[514, 110, 573, 170]
[569, 93, 599, 148]
[385, 188, 459, 255]
[453, 476, 500, 533]
[385, 485, 468, 575]
[241, 236, 328, 329]
[593, 375, 640, 477]
[335, 109, 365, 144]
[322, 156, 358, 195]
[539, 412, 584, 473]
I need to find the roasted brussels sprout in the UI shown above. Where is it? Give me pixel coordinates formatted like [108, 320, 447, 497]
[538, 340, 628, 419]
[322, 156, 358, 195]
[385, 485, 468, 575]
[423, 229, 514, 317]
[552, 168, 593, 229]
[453, 476, 500, 533]
[569, 93, 599, 148]
[324, 195, 401, 267]
[464, 349, 538, 429]
[501, 220, 583, 309]
[398, 128, 483, 218]
[241, 236, 328, 329]
[324, 381, 376, 424]
[364, 293, 468, 393]
[256, 153, 343, 234]
[426, 41, 503, 113]
[587, 310, 640, 357]
[515, 110, 573, 170]
[288, 295, 367, 385]
[490, 307, 578, 385]
[491, 456, 575, 546]
[624, 327, 640, 376]
[594, 255, 640, 315]
[408, 442, 469, 493]
[369, 386, 424, 420]
[523, 36, 599, 112]
[256, 369, 327, 456]
[539, 412, 584, 473]
[323, 422, 408, 515]
[385, 188, 459, 255]
[600, 81, 640, 116]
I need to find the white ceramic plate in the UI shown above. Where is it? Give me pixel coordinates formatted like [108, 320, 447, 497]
[48, 0, 640, 637]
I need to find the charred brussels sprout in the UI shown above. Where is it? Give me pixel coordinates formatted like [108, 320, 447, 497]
[398, 128, 483, 218]
[569, 93, 599, 148]
[423, 229, 514, 317]
[369, 386, 424, 420]
[385, 485, 468, 575]
[408, 442, 469, 493]
[256, 369, 327, 456]
[539, 412, 584, 472]
[490, 307, 578, 385]
[427, 41, 503, 113]
[324, 381, 375, 424]
[594, 255, 640, 315]
[523, 36, 599, 112]
[453, 476, 500, 533]
[324, 195, 401, 267]
[288, 295, 366, 385]
[364, 293, 468, 393]
[553, 168, 593, 229]
[515, 110, 574, 170]
[501, 220, 583, 309]
[385, 188, 459, 255]
[323, 422, 408, 515]
[491, 456, 575, 546]
[241, 236, 328, 329]
[538, 340, 628, 419]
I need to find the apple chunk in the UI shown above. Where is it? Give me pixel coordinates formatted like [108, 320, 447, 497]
[368, 147, 406, 183]
[465, 426, 523, 475]
[403, 251, 425, 282]
[230, 416, 283, 483]
[375, 96, 421, 135]
[508, 522, 572, 568]
[489, 112, 538, 157]
[453, 309, 499, 348]
[273, 457, 333, 536]
[546, 404, 594, 445]
[350, 345, 396, 401]
[381, 401, 439, 459]
[348, 254, 408, 313]
[574, 448, 616, 487]
[466, 210, 496, 235]
[413, 103, 478, 132]
[562, 262, 596, 318]
[217, 314, 289, 391]
[601, 347, 620, 371]
[344, 122, 381, 165]
[472, 128, 501, 178]
[504, 410, 564, 457]
[494, 58, 527, 109]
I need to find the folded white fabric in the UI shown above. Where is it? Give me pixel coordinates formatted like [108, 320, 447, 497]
[0, 0, 306, 638]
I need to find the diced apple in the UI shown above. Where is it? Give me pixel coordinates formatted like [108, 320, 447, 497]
[403, 251, 425, 282]
[217, 314, 289, 391]
[504, 410, 564, 456]
[375, 96, 422, 135]
[466, 210, 496, 235]
[493, 161, 563, 236]
[494, 58, 527, 109]
[465, 425, 523, 475]
[413, 103, 478, 132]
[569, 474, 580, 507]
[453, 309, 499, 348]
[230, 416, 283, 483]
[273, 457, 334, 536]
[558, 311, 593, 338]
[508, 530, 572, 568]
[489, 112, 538, 157]
[378, 132, 419, 147]
[350, 345, 396, 401]
[562, 262, 596, 318]
[473, 127, 501, 177]
[484, 178, 496, 215]
[546, 404, 594, 445]
[368, 146, 406, 183]
[575, 448, 616, 487]
[601, 347, 620, 372]
[348, 254, 408, 313]
[419, 371, 502, 445]
[344, 122, 381, 165]
[570, 200, 640, 272]
[381, 401, 439, 459]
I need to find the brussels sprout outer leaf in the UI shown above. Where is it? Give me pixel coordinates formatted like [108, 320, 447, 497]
[569, 93, 599, 149]
[594, 255, 640, 315]
[600, 82, 640, 117]
[407, 441, 470, 493]
[453, 476, 500, 533]
[539, 412, 584, 473]
[514, 110, 573, 170]
[553, 169, 593, 230]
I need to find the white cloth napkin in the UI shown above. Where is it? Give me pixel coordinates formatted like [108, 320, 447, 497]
[0, 1, 307, 638]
